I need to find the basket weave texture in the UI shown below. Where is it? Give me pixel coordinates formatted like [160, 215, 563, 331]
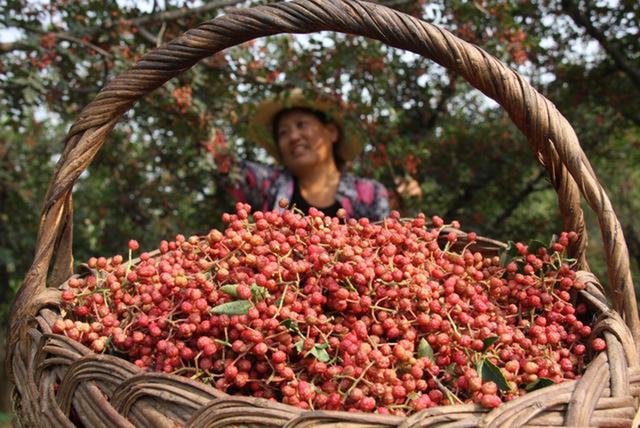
[7, 0, 640, 426]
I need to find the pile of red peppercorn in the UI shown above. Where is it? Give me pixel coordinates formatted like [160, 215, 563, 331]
[54, 202, 602, 415]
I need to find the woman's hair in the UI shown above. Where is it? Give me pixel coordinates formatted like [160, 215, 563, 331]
[272, 107, 346, 170]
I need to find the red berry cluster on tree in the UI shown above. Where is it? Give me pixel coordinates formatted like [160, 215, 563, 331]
[54, 203, 601, 415]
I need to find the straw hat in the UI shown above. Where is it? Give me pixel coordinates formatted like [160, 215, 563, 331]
[247, 88, 364, 164]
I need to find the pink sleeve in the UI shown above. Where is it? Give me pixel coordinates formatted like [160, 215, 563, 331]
[355, 181, 375, 205]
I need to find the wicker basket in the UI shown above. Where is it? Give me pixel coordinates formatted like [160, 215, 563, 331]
[7, 0, 640, 426]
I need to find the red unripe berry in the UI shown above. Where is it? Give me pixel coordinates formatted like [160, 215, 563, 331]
[231, 340, 245, 353]
[234, 372, 249, 388]
[253, 342, 268, 356]
[199, 357, 213, 371]
[480, 394, 501, 408]
[428, 389, 443, 403]
[236, 284, 252, 300]
[52, 320, 66, 334]
[224, 365, 238, 380]
[197, 336, 211, 350]
[559, 358, 573, 372]
[468, 376, 482, 392]
[203, 343, 217, 357]
[392, 385, 407, 400]
[574, 344, 586, 356]
[523, 361, 539, 374]
[505, 360, 519, 373]
[414, 394, 432, 411]
[359, 396, 376, 411]
[481, 381, 498, 395]
[128, 240, 140, 251]
[592, 338, 607, 352]
[61, 290, 75, 301]
[349, 387, 364, 402]
[273, 350, 287, 364]
[156, 340, 169, 352]
[180, 347, 195, 360]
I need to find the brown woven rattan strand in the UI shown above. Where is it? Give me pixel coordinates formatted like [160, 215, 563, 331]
[7, 0, 640, 427]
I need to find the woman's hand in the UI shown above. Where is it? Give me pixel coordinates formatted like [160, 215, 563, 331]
[202, 129, 232, 173]
[395, 175, 422, 199]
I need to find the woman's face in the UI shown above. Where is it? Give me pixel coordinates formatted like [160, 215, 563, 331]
[275, 109, 339, 175]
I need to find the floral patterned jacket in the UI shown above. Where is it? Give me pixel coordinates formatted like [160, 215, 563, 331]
[225, 160, 390, 221]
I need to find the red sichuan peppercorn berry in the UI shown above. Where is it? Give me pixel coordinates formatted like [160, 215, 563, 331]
[591, 338, 607, 352]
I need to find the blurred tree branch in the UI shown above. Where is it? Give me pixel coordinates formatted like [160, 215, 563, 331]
[489, 169, 547, 230]
[132, 0, 243, 26]
[625, 224, 640, 276]
[0, 0, 245, 55]
[560, 0, 640, 89]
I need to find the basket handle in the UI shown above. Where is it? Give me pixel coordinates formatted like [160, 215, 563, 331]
[9, 0, 639, 356]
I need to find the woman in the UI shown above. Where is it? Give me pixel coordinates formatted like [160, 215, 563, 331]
[217, 88, 391, 221]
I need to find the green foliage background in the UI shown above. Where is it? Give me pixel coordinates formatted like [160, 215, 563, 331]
[1, 0, 639, 324]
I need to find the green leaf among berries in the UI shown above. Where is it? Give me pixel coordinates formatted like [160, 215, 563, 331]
[306, 343, 331, 362]
[219, 284, 239, 297]
[525, 377, 555, 392]
[250, 284, 269, 301]
[527, 240, 548, 256]
[478, 358, 511, 391]
[220, 283, 268, 301]
[281, 318, 303, 336]
[499, 241, 520, 266]
[418, 338, 434, 361]
[482, 336, 499, 352]
[210, 300, 252, 315]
